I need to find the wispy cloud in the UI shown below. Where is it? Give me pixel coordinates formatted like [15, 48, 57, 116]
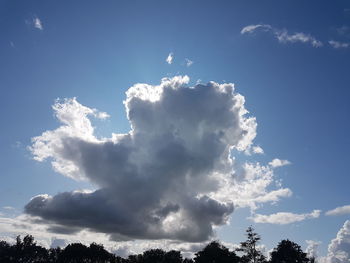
[336, 26, 350, 36]
[166, 52, 173, 64]
[185, 58, 193, 67]
[276, 31, 323, 47]
[241, 24, 272, 34]
[33, 16, 43, 30]
[326, 205, 350, 216]
[251, 209, 321, 224]
[241, 24, 323, 47]
[329, 40, 349, 49]
[3, 206, 15, 210]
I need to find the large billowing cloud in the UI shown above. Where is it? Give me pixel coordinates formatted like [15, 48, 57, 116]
[25, 76, 291, 242]
[321, 221, 350, 263]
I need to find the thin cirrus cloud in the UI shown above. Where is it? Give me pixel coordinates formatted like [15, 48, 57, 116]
[241, 24, 323, 47]
[25, 76, 292, 242]
[329, 40, 349, 49]
[185, 58, 193, 67]
[251, 209, 321, 224]
[325, 205, 350, 216]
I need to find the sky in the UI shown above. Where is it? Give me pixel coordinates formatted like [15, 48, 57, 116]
[0, 0, 350, 261]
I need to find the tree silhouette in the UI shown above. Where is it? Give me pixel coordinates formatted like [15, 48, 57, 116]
[12, 235, 49, 262]
[88, 242, 114, 262]
[164, 250, 183, 263]
[48, 247, 62, 263]
[194, 241, 240, 263]
[141, 248, 166, 263]
[0, 240, 12, 262]
[58, 243, 90, 263]
[237, 227, 266, 263]
[270, 239, 310, 263]
[0, 233, 315, 263]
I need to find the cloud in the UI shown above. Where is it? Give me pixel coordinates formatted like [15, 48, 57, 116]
[185, 58, 193, 67]
[26, 76, 291, 242]
[329, 40, 349, 49]
[0, 213, 207, 256]
[306, 240, 321, 259]
[3, 206, 15, 210]
[241, 24, 272, 34]
[212, 162, 292, 210]
[33, 16, 43, 30]
[276, 31, 323, 47]
[251, 209, 321, 224]
[336, 26, 350, 37]
[320, 221, 350, 263]
[326, 205, 350, 216]
[51, 238, 68, 248]
[252, 146, 264, 154]
[241, 24, 323, 47]
[268, 158, 291, 168]
[166, 53, 174, 64]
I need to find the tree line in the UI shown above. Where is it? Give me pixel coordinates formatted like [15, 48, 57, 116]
[0, 227, 314, 263]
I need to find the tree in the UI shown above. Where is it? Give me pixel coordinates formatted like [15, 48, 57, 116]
[270, 239, 310, 263]
[142, 248, 166, 263]
[88, 242, 114, 263]
[48, 247, 62, 263]
[237, 227, 266, 263]
[58, 243, 90, 263]
[164, 250, 183, 263]
[0, 240, 12, 262]
[194, 241, 240, 263]
[13, 235, 48, 263]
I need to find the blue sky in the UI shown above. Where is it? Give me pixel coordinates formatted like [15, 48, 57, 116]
[1, 0, 350, 260]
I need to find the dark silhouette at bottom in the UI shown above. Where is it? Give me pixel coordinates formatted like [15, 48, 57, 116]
[0, 227, 314, 263]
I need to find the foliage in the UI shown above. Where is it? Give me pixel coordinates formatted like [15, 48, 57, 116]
[237, 226, 267, 263]
[194, 241, 240, 263]
[0, 229, 312, 263]
[270, 239, 310, 263]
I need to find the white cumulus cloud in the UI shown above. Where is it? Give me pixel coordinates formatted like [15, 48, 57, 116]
[269, 158, 291, 168]
[252, 146, 264, 154]
[320, 221, 350, 263]
[26, 76, 291, 242]
[326, 205, 350, 216]
[251, 209, 321, 224]
[306, 240, 321, 260]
